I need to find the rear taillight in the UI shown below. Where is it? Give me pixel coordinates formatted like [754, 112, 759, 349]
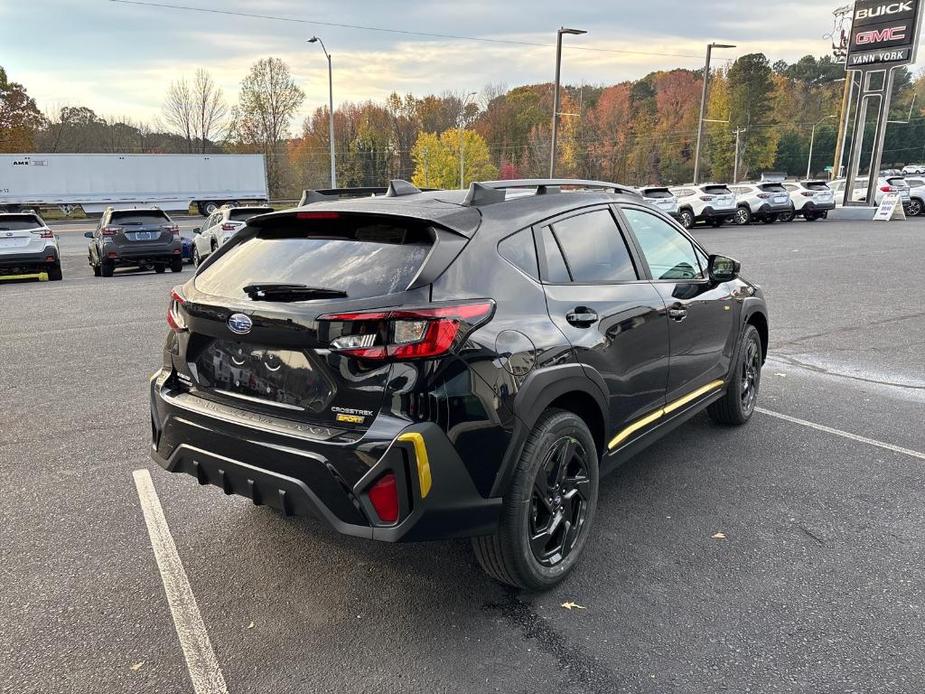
[33, 228, 54, 239]
[319, 300, 495, 361]
[756, 192, 773, 199]
[164, 224, 180, 237]
[801, 191, 816, 197]
[367, 472, 399, 524]
[880, 185, 895, 193]
[699, 195, 715, 201]
[296, 211, 340, 220]
[167, 287, 187, 333]
[101, 226, 121, 236]
[221, 223, 237, 232]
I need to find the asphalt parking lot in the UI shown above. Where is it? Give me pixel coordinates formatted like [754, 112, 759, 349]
[2, 217, 923, 694]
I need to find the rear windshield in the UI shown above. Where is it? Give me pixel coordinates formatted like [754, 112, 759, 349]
[702, 185, 732, 195]
[758, 183, 787, 193]
[803, 181, 830, 190]
[228, 207, 274, 222]
[887, 177, 908, 187]
[0, 214, 42, 230]
[642, 188, 673, 199]
[195, 215, 434, 301]
[110, 210, 170, 225]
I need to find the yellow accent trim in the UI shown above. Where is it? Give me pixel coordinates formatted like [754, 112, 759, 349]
[336, 413, 365, 424]
[0, 272, 48, 282]
[607, 379, 725, 450]
[398, 432, 432, 498]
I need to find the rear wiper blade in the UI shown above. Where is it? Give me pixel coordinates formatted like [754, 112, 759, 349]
[243, 283, 348, 301]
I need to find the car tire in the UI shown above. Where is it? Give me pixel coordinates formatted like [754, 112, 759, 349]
[472, 409, 599, 591]
[204, 201, 219, 215]
[154, 263, 166, 274]
[101, 260, 114, 278]
[710, 218, 723, 228]
[761, 215, 777, 224]
[92, 262, 101, 277]
[778, 207, 796, 223]
[170, 256, 183, 273]
[803, 212, 819, 222]
[679, 209, 694, 229]
[707, 324, 762, 426]
[47, 263, 63, 281]
[734, 206, 752, 225]
[908, 198, 923, 216]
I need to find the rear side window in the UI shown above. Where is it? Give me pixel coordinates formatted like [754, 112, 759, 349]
[0, 215, 42, 230]
[498, 228, 538, 279]
[195, 215, 434, 300]
[228, 208, 274, 222]
[548, 210, 637, 283]
[540, 227, 571, 283]
[110, 210, 169, 225]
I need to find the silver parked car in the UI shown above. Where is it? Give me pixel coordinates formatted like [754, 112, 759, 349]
[0, 211, 62, 281]
[636, 186, 680, 220]
[191, 204, 274, 267]
[729, 182, 794, 225]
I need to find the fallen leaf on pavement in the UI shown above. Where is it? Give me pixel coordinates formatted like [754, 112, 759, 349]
[130, 661, 145, 672]
[246, 621, 255, 629]
[561, 601, 586, 610]
[712, 532, 727, 540]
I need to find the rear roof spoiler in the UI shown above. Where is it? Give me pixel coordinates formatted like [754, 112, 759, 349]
[299, 180, 429, 206]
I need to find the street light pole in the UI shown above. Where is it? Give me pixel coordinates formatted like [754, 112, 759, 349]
[459, 91, 477, 189]
[550, 27, 587, 178]
[732, 126, 746, 183]
[807, 114, 837, 179]
[693, 42, 736, 185]
[308, 36, 336, 188]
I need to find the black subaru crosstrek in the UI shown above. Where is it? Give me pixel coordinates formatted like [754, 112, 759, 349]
[150, 179, 768, 590]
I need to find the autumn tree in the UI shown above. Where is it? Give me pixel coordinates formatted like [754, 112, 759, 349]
[163, 69, 229, 153]
[411, 129, 497, 189]
[231, 57, 305, 195]
[0, 67, 44, 152]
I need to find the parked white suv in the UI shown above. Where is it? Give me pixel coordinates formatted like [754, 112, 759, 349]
[729, 182, 794, 225]
[669, 184, 737, 228]
[830, 177, 911, 208]
[901, 177, 925, 216]
[192, 204, 274, 266]
[636, 186, 680, 219]
[0, 211, 62, 281]
[901, 164, 925, 175]
[780, 180, 836, 221]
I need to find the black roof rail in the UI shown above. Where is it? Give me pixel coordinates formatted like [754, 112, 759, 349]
[473, 178, 641, 201]
[298, 181, 430, 206]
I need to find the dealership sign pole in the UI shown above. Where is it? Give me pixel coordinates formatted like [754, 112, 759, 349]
[842, 0, 923, 206]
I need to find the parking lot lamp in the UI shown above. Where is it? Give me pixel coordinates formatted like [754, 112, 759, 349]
[693, 42, 736, 184]
[550, 27, 587, 177]
[808, 114, 837, 179]
[459, 91, 477, 189]
[308, 36, 336, 188]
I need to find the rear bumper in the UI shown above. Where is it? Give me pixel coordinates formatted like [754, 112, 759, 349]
[756, 202, 793, 216]
[804, 201, 835, 212]
[103, 241, 182, 265]
[149, 370, 502, 542]
[0, 247, 58, 273]
[698, 206, 735, 220]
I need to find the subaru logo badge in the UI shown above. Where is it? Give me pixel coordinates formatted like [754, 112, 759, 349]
[227, 313, 253, 335]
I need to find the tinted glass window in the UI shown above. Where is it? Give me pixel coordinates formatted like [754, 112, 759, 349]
[229, 208, 274, 222]
[110, 210, 170, 225]
[540, 227, 571, 283]
[804, 181, 830, 190]
[0, 215, 42, 230]
[622, 207, 704, 281]
[498, 228, 539, 279]
[195, 216, 433, 300]
[703, 185, 732, 196]
[758, 183, 787, 193]
[550, 210, 637, 283]
[907, 179, 924, 187]
[643, 188, 673, 199]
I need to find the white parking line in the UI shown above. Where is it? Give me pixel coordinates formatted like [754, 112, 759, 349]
[133, 469, 229, 694]
[756, 407, 925, 461]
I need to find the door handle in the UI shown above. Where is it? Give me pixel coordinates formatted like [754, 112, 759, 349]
[668, 306, 688, 322]
[566, 307, 599, 327]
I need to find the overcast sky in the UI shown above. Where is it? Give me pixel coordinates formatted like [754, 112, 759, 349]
[2, 1, 911, 128]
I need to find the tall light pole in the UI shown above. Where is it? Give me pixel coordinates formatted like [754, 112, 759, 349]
[550, 27, 587, 178]
[308, 36, 336, 188]
[459, 91, 477, 189]
[693, 42, 735, 184]
[807, 114, 837, 179]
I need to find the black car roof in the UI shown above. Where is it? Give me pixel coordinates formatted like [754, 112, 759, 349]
[250, 181, 641, 238]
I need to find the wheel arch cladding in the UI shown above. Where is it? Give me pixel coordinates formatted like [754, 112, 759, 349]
[746, 311, 768, 363]
[547, 390, 605, 459]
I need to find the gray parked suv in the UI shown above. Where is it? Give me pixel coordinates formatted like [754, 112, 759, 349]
[85, 207, 183, 277]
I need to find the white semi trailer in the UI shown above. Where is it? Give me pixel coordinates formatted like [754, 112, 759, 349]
[0, 153, 268, 216]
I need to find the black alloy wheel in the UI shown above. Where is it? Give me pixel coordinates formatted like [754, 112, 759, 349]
[708, 323, 762, 426]
[740, 336, 761, 416]
[529, 436, 592, 568]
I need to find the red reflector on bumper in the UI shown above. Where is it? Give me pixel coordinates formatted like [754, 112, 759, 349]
[368, 472, 399, 523]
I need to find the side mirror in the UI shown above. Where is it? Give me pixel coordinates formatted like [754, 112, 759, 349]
[708, 254, 740, 283]
[193, 227, 201, 235]
[83, 231, 94, 239]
